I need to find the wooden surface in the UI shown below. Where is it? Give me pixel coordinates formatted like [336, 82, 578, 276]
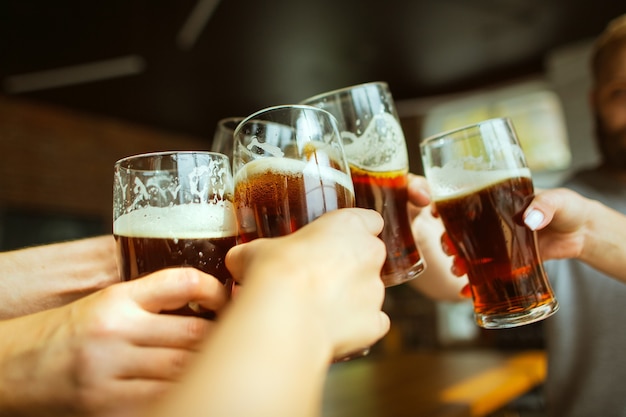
[322, 349, 547, 417]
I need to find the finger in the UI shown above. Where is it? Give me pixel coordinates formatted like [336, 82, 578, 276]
[114, 345, 197, 381]
[523, 208, 546, 231]
[93, 379, 174, 416]
[129, 268, 229, 314]
[333, 208, 384, 236]
[407, 173, 432, 207]
[523, 191, 562, 231]
[523, 193, 554, 231]
[132, 314, 215, 349]
[451, 256, 468, 277]
[440, 233, 457, 256]
[430, 204, 440, 218]
[225, 240, 260, 283]
[459, 284, 472, 298]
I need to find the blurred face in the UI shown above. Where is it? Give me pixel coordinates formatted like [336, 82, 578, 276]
[592, 40, 626, 171]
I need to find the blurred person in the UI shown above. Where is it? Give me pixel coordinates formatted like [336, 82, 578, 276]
[407, 13, 626, 417]
[537, 14, 626, 416]
[0, 208, 389, 417]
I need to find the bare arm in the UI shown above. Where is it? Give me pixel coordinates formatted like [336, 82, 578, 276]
[0, 235, 119, 318]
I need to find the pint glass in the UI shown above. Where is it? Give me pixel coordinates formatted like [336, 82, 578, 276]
[232, 105, 355, 242]
[211, 116, 244, 159]
[232, 105, 367, 361]
[420, 118, 559, 329]
[113, 151, 237, 319]
[302, 82, 425, 287]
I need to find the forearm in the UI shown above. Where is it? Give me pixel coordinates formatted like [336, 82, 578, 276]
[149, 278, 331, 417]
[0, 235, 119, 318]
[0, 309, 75, 416]
[580, 199, 626, 283]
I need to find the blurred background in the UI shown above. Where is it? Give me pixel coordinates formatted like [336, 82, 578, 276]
[1, 0, 624, 392]
[2, 0, 623, 244]
[2, 2, 624, 415]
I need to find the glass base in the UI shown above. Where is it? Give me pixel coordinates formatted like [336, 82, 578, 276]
[475, 299, 559, 329]
[381, 259, 426, 287]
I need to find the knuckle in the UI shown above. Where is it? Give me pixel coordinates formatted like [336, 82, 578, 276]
[183, 317, 211, 342]
[67, 344, 107, 413]
[166, 351, 192, 379]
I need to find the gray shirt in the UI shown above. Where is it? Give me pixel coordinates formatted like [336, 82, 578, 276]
[544, 168, 626, 417]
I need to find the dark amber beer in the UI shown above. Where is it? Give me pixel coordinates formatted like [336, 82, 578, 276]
[234, 157, 355, 241]
[113, 151, 236, 319]
[421, 117, 559, 329]
[435, 175, 555, 319]
[114, 203, 237, 318]
[302, 82, 425, 287]
[350, 165, 424, 280]
[232, 104, 368, 362]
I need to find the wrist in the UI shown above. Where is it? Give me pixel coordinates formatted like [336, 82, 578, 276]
[237, 271, 335, 363]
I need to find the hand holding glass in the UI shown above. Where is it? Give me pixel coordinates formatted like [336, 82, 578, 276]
[420, 118, 559, 329]
[232, 105, 370, 361]
[113, 151, 237, 319]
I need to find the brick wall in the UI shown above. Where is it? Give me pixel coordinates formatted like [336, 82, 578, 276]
[0, 95, 210, 224]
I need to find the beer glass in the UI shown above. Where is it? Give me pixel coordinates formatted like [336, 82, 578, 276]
[113, 151, 237, 319]
[232, 105, 355, 241]
[302, 81, 425, 287]
[232, 104, 366, 361]
[211, 116, 244, 159]
[420, 118, 559, 329]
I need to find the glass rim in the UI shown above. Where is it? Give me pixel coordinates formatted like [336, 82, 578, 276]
[217, 116, 245, 128]
[300, 81, 389, 104]
[233, 104, 338, 138]
[420, 117, 512, 148]
[114, 150, 229, 168]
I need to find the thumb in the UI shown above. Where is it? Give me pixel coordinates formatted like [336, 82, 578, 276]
[128, 267, 228, 313]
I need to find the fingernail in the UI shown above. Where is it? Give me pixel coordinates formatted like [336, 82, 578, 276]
[524, 209, 544, 231]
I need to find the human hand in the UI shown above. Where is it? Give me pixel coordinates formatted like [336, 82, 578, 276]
[522, 187, 626, 283]
[407, 173, 432, 220]
[522, 187, 588, 260]
[0, 268, 228, 417]
[226, 208, 390, 360]
[440, 187, 596, 295]
[406, 174, 469, 301]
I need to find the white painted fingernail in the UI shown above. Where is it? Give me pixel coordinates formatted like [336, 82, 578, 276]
[524, 209, 544, 231]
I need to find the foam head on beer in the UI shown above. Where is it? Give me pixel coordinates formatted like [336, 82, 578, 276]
[341, 113, 408, 172]
[426, 165, 532, 201]
[113, 202, 237, 239]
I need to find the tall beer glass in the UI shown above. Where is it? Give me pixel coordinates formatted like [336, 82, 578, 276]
[113, 151, 237, 319]
[232, 105, 366, 361]
[420, 118, 559, 329]
[232, 105, 355, 241]
[302, 81, 425, 287]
